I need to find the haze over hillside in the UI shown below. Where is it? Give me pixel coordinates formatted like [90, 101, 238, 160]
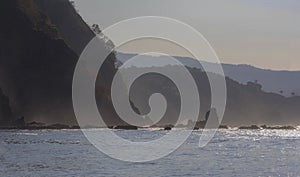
[117, 53, 300, 97]
[127, 65, 300, 126]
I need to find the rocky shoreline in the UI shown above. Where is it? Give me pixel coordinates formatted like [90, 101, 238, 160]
[0, 122, 298, 130]
[238, 125, 296, 130]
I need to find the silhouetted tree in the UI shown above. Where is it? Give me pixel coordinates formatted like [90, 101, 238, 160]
[247, 81, 262, 91]
[91, 24, 101, 34]
[69, 1, 78, 12]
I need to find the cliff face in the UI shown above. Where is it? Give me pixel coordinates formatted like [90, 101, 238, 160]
[0, 0, 121, 126]
[33, 0, 122, 126]
[33, 0, 117, 87]
[0, 88, 12, 125]
[0, 0, 77, 124]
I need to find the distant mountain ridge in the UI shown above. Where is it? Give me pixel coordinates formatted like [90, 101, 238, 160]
[127, 65, 300, 126]
[117, 53, 300, 97]
[222, 64, 300, 97]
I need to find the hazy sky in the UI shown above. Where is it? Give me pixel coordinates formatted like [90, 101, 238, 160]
[73, 0, 300, 70]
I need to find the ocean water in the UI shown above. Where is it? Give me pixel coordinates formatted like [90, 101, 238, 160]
[0, 129, 300, 177]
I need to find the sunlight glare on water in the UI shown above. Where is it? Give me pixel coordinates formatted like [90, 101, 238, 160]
[0, 129, 299, 176]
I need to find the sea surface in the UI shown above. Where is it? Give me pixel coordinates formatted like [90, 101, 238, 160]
[0, 129, 300, 177]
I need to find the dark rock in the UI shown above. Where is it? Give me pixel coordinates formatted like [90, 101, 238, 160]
[70, 125, 80, 129]
[47, 124, 70, 129]
[112, 125, 138, 130]
[261, 125, 295, 130]
[219, 125, 229, 129]
[0, 88, 12, 125]
[27, 121, 45, 126]
[164, 127, 172, 130]
[14, 116, 25, 127]
[261, 125, 268, 129]
[276, 126, 296, 130]
[239, 125, 261, 130]
[194, 121, 206, 129]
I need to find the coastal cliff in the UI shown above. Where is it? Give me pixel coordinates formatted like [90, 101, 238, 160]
[0, 0, 122, 126]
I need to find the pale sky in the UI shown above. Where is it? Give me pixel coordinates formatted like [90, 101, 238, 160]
[73, 0, 300, 70]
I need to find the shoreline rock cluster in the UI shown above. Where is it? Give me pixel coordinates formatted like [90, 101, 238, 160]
[0, 122, 297, 130]
[239, 125, 296, 130]
[0, 122, 80, 130]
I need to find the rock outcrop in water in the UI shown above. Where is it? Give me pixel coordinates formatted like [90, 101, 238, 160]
[110, 125, 138, 130]
[238, 125, 296, 130]
[239, 125, 261, 130]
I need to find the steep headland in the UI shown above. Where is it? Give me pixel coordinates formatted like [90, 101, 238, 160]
[0, 0, 121, 126]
